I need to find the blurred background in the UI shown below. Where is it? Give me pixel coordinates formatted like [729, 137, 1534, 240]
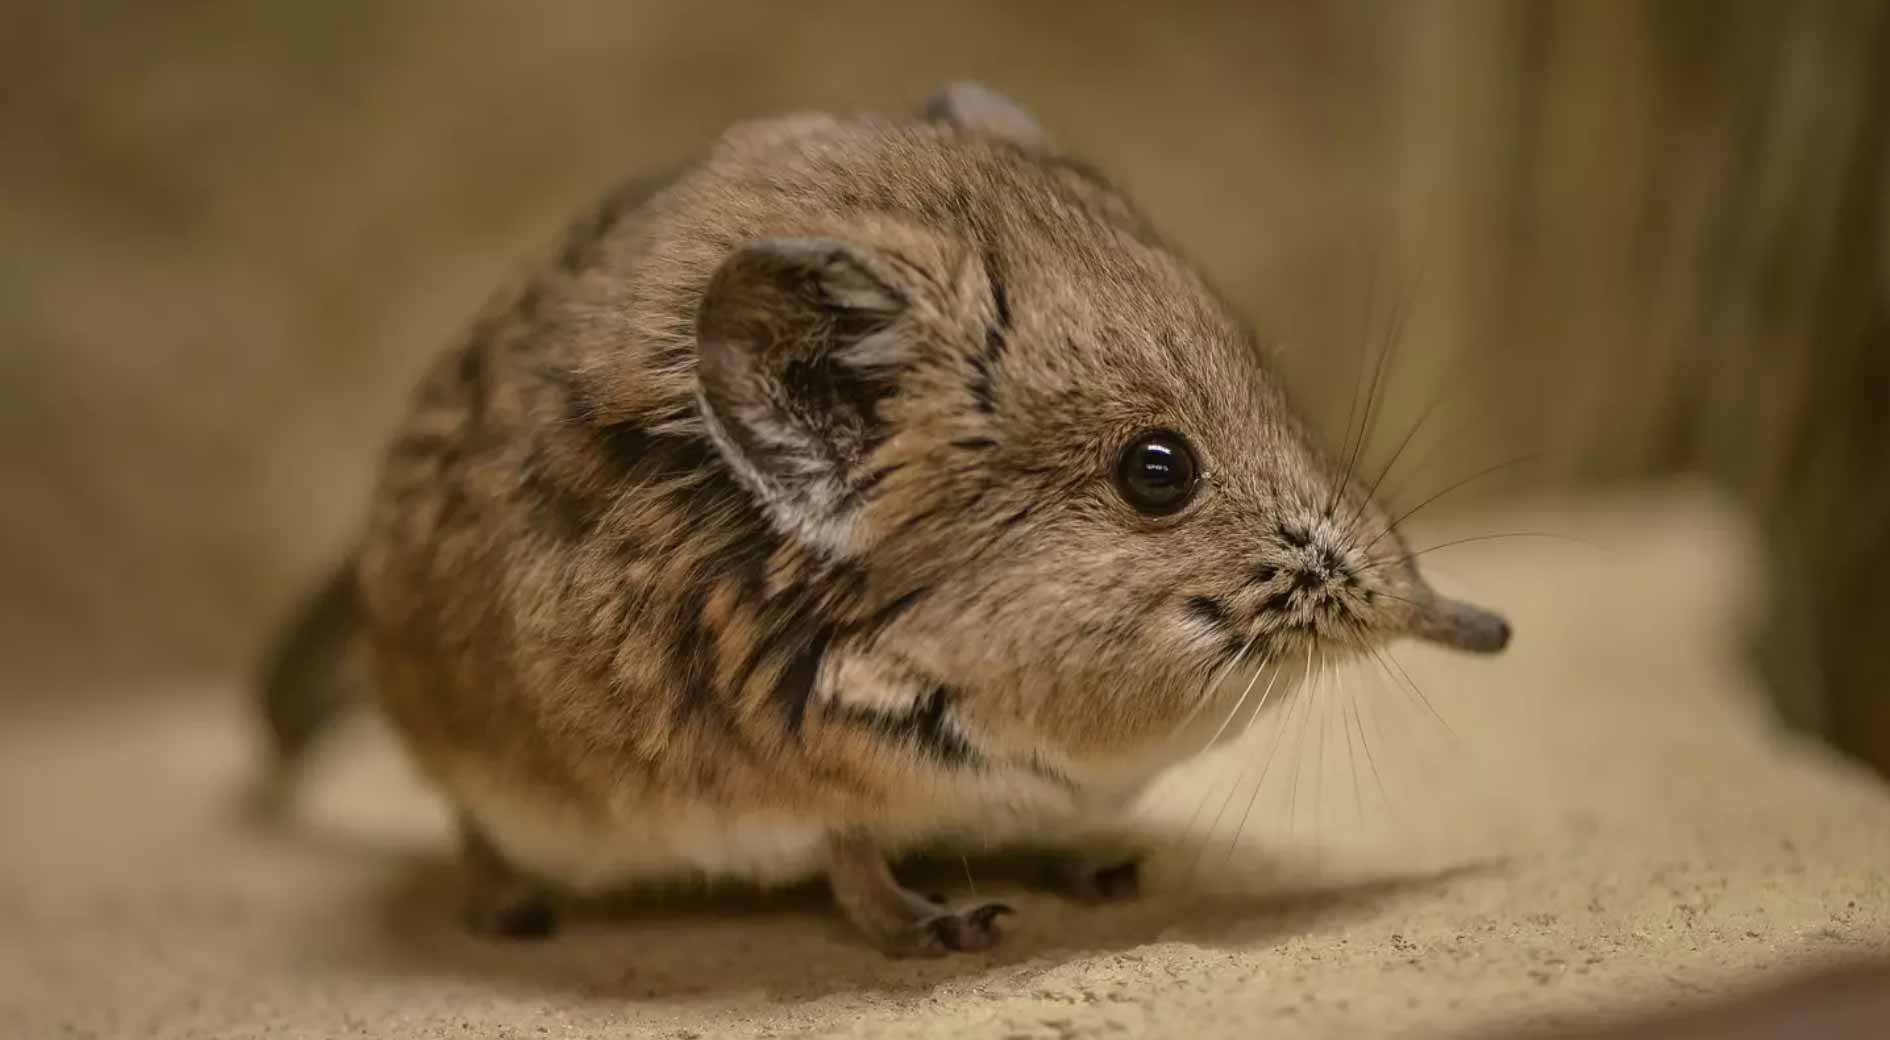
[2, 1, 1885, 772]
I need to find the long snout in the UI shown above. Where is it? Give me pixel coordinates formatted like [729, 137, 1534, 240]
[1408, 595, 1511, 654]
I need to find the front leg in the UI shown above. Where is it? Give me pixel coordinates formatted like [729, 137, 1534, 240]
[459, 815, 559, 940]
[1044, 850, 1144, 903]
[826, 831, 1012, 957]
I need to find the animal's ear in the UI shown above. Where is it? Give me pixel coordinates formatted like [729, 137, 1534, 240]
[920, 81, 1053, 155]
[696, 237, 912, 552]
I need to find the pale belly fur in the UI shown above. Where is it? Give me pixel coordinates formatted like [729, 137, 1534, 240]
[449, 763, 1127, 893]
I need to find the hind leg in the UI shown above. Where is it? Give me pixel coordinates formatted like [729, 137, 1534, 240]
[459, 816, 559, 940]
[826, 832, 1012, 957]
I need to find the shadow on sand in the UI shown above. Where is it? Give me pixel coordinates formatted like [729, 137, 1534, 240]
[280, 825, 1502, 1003]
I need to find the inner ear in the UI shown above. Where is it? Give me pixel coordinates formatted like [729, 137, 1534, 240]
[695, 237, 911, 550]
[920, 81, 1053, 155]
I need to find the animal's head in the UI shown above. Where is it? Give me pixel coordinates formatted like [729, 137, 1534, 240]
[692, 84, 1507, 769]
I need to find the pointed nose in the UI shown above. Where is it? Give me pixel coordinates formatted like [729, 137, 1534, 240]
[1410, 596, 1511, 654]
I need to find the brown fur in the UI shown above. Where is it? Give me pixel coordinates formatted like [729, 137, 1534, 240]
[288, 83, 1508, 955]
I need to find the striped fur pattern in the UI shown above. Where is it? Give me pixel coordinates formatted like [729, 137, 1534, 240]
[355, 85, 1500, 897]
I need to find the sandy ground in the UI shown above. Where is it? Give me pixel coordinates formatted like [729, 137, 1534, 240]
[3, 483, 1887, 1039]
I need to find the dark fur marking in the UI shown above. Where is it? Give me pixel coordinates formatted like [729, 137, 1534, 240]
[665, 588, 731, 727]
[1221, 633, 1256, 663]
[998, 505, 1035, 528]
[730, 534, 778, 597]
[1185, 595, 1233, 630]
[951, 436, 998, 451]
[851, 585, 932, 642]
[1249, 563, 1278, 585]
[727, 596, 824, 722]
[888, 501, 953, 541]
[1260, 589, 1298, 616]
[982, 248, 1011, 361]
[1280, 525, 1312, 549]
[853, 463, 904, 498]
[968, 355, 998, 414]
[828, 683, 981, 768]
[596, 422, 717, 483]
[773, 624, 837, 735]
[1292, 569, 1323, 594]
[518, 453, 599, 542]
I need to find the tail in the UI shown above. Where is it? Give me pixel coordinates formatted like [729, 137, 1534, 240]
[253, 552, 368, 804]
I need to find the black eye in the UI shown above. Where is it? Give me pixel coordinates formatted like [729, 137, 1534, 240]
[1114, 429, 1200, 515]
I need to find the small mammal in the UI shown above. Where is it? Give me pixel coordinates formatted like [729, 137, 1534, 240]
[259, 83, 1510, 956]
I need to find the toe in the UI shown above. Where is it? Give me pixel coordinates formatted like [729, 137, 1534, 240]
[925, 902, 1012, 952]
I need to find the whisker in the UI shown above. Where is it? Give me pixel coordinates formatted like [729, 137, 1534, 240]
[1227, 641, 1317, 862]
[1349, 265, 1426, 502]
[1182, 654, 1286, 860]
[1404, 529, 1609, 559]
[1362, 643, 1434, 762]
[1149, 635, 1272, 833]
[1314, 650, 1331, 864]
[1191, 692, 1282, 879]
[1360, 587, 1426, 609]
[1184, 631, 1265, 731]
[1209, 630, 1265, 692]
[1332, 248, 1415, 519]
[1242, 660, 1288, 745]
[1338, 660, 1364, 827]
[1283, 651, 1319, 850]
[1376, 396, 1501, 512]
[1168, 644, 1270, 847]
[1352, 306, 1504, 522]
[1357, 529, 1604, 578]
[1169, 641, 1270, 838]
[1193, 640, 1304, 876]
[1327, 250, 1380, 518]
[1372, 643, 1460, 748]
[1354, 665, 1396, 816]
[1342, 393, 1444, 549]
[1360, 452, 1545, 554]
[1204, 648, 1272, 751]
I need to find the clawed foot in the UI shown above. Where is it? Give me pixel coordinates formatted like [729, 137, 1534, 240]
[828, 832, 1017, 958]
[900, 901, 1013, 956]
